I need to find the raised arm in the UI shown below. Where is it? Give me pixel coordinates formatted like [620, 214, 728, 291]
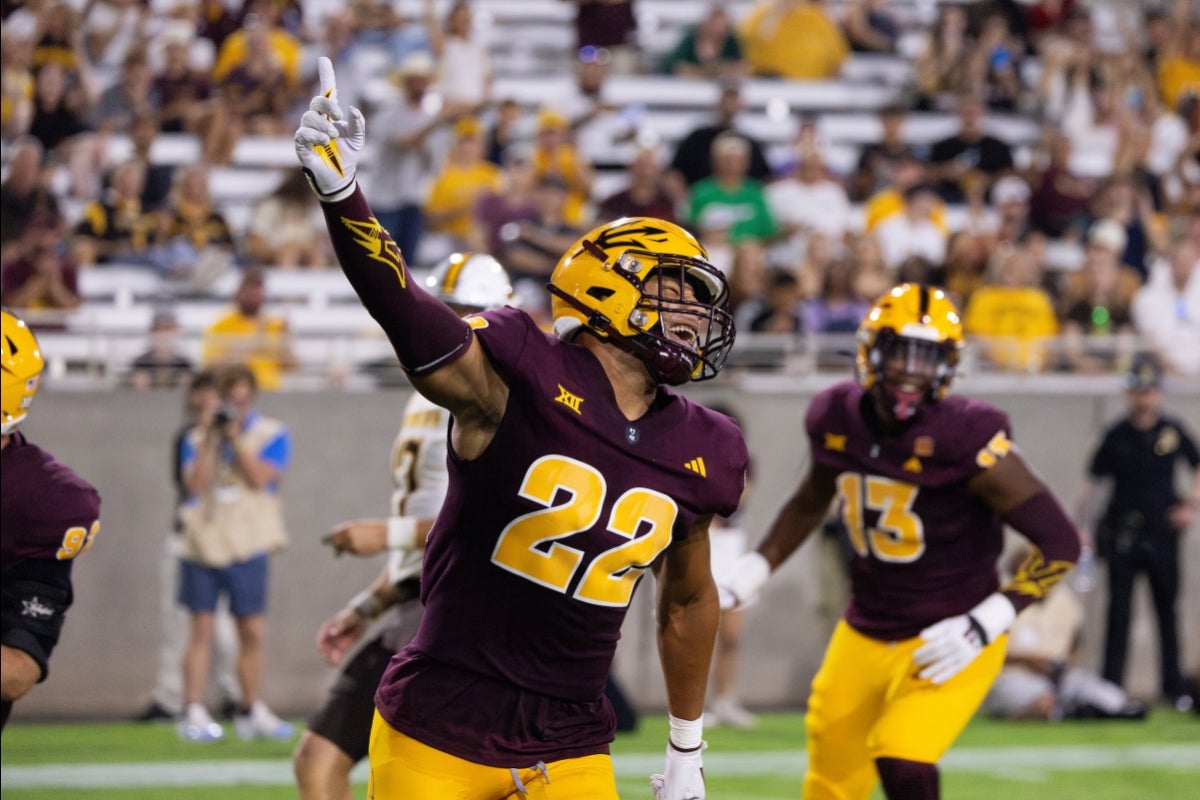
[294, 58, 508, 432]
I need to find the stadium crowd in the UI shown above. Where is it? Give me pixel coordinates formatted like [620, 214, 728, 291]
[0, 0, 1198, 383]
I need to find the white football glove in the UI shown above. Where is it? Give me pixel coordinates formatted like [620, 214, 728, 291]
[716, 551, 771, 611]
[913, 593, 1015, 684]
[294, 56, 364, 202]
[650, 741, 706, 800]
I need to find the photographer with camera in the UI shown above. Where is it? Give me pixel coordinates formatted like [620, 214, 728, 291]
[176, 365, 294, 742]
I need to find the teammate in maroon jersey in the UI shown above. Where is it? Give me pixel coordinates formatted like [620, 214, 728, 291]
[296, 59, 748, 799]
[720, 284, 1082, 800]
[1, 309, 101, 732]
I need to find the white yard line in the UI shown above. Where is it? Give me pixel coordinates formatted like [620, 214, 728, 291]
[3, 745, 1199, 789]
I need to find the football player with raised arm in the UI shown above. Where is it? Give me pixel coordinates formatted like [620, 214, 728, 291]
[1, 309, 101, 732]
[295, 59, 748, 800]
[293, 253, 514, 800]
[719, 284, 1082, 800]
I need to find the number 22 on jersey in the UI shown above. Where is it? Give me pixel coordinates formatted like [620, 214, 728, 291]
[837, 473, 925, 562]
[491, 455, 677, 608]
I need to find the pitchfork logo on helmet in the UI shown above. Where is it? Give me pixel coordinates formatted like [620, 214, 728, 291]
[547, 217, 735, 386]
[856, 284, 963, 419]
[424, 252, 514, 311]
[2, 307, 45, 435]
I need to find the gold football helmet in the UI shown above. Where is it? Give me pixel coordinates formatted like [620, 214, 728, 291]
[548, 217, 734, 385]
[2, 308, 45, 435]
[856, 284, 963, 418]
[424, 252, 513, 311]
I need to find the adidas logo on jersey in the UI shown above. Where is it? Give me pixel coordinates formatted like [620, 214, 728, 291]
[684, 457, 707, 477]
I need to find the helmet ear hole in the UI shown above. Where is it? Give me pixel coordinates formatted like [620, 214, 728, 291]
[587, 287, 616, 301]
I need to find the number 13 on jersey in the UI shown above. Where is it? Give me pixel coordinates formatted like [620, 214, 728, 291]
[491, 455, 678, 608]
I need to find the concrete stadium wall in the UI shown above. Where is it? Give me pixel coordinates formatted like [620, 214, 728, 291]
[10, 379, 1200, 722]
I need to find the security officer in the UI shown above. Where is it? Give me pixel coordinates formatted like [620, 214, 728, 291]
[1080, 353, 1200, 709]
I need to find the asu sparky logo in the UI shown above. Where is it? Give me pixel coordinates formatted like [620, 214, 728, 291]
[340, 216, 405, 287]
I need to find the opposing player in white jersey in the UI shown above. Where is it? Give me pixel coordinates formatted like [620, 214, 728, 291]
[293, 254, 513, 800]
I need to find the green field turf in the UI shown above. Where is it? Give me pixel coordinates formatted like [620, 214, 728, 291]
[2, 709, 1198, 799]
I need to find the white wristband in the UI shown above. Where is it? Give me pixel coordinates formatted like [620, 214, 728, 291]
[969, 592, 1016, 645]
[386, 516, 418, 550]
[725, 551, 771, 607]
[350, 589, 384, 620]
[668, 714, 703, 751]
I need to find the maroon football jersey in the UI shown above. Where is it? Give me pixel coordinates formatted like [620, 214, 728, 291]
[808, 382, 1012, 641]
[375, 307, 747, 766]
[1, 432, 101, 572]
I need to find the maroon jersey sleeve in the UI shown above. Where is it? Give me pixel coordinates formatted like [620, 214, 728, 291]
[2, 435, 101, 569]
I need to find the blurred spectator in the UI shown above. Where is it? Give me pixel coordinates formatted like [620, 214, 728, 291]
[801, 258, 870, 335]
[471, 145, 538, 259]
[153, 34, 232, 164]
[1087, 176, 1163, 280]
[125, 112, 174, 213]
[746, 267, 803, 334]
[546, 45, 629, 171]
[1132, 235, 1200, 376]
[982, 579, 1146, 721]
[942, 229, 990, 304]
[565, 0, 639, 74]
[211, 0, 301, 88]
[127, 309, 195, 391]
[197, 0, 245, 51]
[215, 22, 295, 141]
[0, 217, 80, 312]
[484, 97, 522, 165]
[738, 0, 848, 80]
[82, 0, 151, 82]
[345, 0, 430, 68]
[596, 145, 676, 223]
[1, 28, 35, 139]
[497, 174, 582, 323]
[848, 103, 917, 202]
[424, 116, 504, 253]
[29, 60, 103, 199]
[687, 132, 778, 265]
[862, 152, 948, 235]
[0, 137, 61, 263]
[91, 49, 158, 134]
[1057, 219, 1141, 373]
[970, 10, 1024, 112]
[529, 108, 593, 227]
[873, 182, 947, 270]
[766, 147, 852, 267]
[366, 52, 451, 263]
[963, 241, 1059, 372]
[32, 1, 84, 74]
[201, 268, 296, 392]
[147, 164, 235, 279]
[427, 0, 491, 110]
[1028, 130, 1095, 238]
[246, 171, 330, 270]
[72, 158, 152, 266]
[1155, 0, 1200, 111]
[666, 82, 772, 198]
[927, 93, 1015, 203]
[988, 174, 1035, 246]
[658, 4, 746, 80]
[913, 3, 973, 110]
[842, 0, 900, 55]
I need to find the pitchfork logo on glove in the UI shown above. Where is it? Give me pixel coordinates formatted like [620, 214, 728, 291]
[294, 57, 365, 202]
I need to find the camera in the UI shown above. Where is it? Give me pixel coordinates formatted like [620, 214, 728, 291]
[213, 403, 238, 427]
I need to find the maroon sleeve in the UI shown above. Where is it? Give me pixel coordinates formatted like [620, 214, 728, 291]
[1000, 489, 1082, 613]
[320, 186, 473, 375]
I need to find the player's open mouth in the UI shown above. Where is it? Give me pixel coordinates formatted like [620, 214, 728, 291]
[665, 322, 699, 351]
